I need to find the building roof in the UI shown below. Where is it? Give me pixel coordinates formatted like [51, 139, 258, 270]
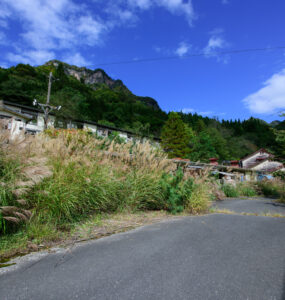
[0, 100, 33, 121]
[3, 100, 41, 113]
[241, 148, 274, 162]
[1, 100, 161, 141]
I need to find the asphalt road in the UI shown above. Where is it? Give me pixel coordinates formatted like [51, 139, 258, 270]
[1, 201, 285, 300]
[213, 197, 285, 215]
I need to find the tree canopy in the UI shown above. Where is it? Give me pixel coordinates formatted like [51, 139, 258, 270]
[161, 112, 190, 158]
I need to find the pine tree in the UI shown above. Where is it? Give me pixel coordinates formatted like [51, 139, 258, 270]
[160, 112, 190, 158]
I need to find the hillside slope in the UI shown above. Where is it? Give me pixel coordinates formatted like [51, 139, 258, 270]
[0, 62, 166, 135]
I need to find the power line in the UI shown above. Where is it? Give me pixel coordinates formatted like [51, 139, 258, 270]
[86, 46, 285, 68]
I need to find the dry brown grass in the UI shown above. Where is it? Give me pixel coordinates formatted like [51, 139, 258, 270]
[37, 130, 175, 174]
[212, 208, 285, 218]
[0, 121, 53, 225]
[0, 126, 176, 227]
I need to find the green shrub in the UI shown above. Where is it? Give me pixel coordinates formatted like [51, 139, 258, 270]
[257, 181, 280, 197]
[159, 168, 185, 214]
[159, 168, 210, 214]
[273, 170, 285, 181]
[257, 180, 285, 203]
[222, 184, 239, 197]
[185, 183, 211, 214]
[238, 184, 257, 197]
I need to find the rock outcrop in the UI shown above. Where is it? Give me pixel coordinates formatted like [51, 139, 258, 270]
[45, 60, 160, 110]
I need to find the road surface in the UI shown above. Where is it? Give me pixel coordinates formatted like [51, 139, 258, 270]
[1, 198, 285, 300]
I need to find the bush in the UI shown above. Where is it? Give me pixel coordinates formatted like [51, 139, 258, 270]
[159, 168, 185, 214]
[221, 182, 257, 198]
[257, 180, 280, 197]
[238, 183, 257, 197]
[185, 183, 211, 214]
[222, 184, 239, 197]
[159, 168, 211, 214]
[257, 180, 285, 203]
[273, 170, 285, 181]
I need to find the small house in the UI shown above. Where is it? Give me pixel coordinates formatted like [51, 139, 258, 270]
[240, 148, 283, 174]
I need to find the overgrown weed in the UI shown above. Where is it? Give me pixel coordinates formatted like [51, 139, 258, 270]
[0, 127, 215, 257]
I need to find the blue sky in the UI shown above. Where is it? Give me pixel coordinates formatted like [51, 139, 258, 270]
[1, 0, 285, 122]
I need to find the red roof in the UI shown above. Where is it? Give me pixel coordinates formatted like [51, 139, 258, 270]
[172, 158, 190, 162]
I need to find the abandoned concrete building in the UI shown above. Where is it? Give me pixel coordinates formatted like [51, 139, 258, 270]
[0, 100, 159, 143]
[240, 148, 284, 173]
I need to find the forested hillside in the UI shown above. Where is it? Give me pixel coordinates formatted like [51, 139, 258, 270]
[0, 61, 284, 161]
[0, 61, 167, 136]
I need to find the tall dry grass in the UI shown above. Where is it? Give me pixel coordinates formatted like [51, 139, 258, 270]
[1, 126, 217, 236]
[1, 127, 178, 229]
[0, 120, 36, 232]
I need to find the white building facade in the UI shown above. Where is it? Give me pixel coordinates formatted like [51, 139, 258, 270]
[0, 100, 159, 144]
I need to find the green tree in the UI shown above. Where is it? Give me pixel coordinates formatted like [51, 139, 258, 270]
[160, 112, 190, 158]
[189, 131, 217, 162]
[207, 127, 230, 160]
[274, 113, 285, 158]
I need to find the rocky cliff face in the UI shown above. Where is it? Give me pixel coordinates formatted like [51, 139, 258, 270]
[45, 60, 160, 110]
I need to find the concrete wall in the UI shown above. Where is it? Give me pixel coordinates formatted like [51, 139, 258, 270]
[36, 114, 55, 131]
[84, 123, 97, 133]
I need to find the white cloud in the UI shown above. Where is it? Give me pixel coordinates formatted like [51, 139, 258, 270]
[199, 111, 214, 115]
[175, 42, 190, 57]
[0, 5, 11, 19]
[7, 50, 55, 65]
[62, 53, 90, 66]
[181, 108, 225, 116]
[243, 69, 285, 114]
[154, 46, 162, 53]
[127, 0, 196, 25]
[2, 0, 106, 65]
[2, 0, 197, 66]
[203, 28, 229, 63]
[182, 108, 195, 113]
[0, 62, 9, 69]
[76, 16, 107, 46]
[3, 0, 106, 50]
[128, 0, 152, 10]
[204, 37, 227, 55]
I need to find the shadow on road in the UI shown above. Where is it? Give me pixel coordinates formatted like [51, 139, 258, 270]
[269, 202, 285, 208]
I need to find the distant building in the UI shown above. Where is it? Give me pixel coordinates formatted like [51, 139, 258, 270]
[240, 148, 283, 173]
[0, 100, 160, 143]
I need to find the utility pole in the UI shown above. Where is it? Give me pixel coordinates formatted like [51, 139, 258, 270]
[46, 71, 52, 106]
[33, 72, 61, 130]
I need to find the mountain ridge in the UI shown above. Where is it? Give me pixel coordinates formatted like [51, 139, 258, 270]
[44, 60, 160, 110]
